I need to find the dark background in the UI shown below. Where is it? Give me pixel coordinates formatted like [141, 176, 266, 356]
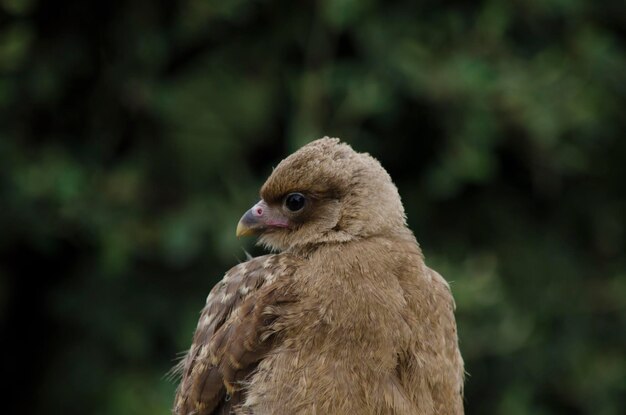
[1, 0, 625, 414]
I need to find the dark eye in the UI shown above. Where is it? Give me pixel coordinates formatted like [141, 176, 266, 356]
[284, 193, 306, 212]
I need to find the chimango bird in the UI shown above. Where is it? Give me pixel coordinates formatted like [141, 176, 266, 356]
[173, 137, 464, 414]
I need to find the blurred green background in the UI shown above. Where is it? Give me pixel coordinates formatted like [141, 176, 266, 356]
[1, 0, 625, 414]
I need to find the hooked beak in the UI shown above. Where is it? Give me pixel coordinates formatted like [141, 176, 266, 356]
[236, 200, 289, 237]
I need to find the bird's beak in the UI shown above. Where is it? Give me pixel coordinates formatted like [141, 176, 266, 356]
[236, 200, 289, 237]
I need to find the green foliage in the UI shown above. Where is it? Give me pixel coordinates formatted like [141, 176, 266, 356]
[1, 1, 624, 414]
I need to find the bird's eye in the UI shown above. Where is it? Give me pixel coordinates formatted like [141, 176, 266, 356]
[284, 193, 306, 212]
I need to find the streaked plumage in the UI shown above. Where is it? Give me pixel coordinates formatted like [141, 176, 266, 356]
[173, 138, 464, 414]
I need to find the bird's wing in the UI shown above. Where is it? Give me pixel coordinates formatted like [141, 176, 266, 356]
[173, 254, 299, 415]
[401, 267, 464, 415]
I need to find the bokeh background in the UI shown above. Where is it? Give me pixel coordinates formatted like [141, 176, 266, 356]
[1, 0, 625, 414]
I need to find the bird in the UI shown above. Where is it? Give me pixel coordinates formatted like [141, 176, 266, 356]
[172, 137, 464, 415]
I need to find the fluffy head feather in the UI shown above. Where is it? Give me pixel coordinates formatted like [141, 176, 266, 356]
[258, 137, 407, 251]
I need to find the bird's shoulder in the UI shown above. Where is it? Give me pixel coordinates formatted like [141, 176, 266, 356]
[189, 253, 302, 360]
[210, 253, 301, 304]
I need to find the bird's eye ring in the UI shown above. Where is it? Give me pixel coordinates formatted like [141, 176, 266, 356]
[284, 193, 306, 212]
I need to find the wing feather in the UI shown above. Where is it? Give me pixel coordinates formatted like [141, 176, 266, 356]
[173, 254, 298, 415]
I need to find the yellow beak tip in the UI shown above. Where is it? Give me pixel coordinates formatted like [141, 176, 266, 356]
[236, 222, 253, 238]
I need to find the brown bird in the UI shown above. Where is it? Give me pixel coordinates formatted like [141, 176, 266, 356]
[173, 138, 464, 414]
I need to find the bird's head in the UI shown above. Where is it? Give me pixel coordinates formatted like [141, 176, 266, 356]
[236, 137, 407, 252]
